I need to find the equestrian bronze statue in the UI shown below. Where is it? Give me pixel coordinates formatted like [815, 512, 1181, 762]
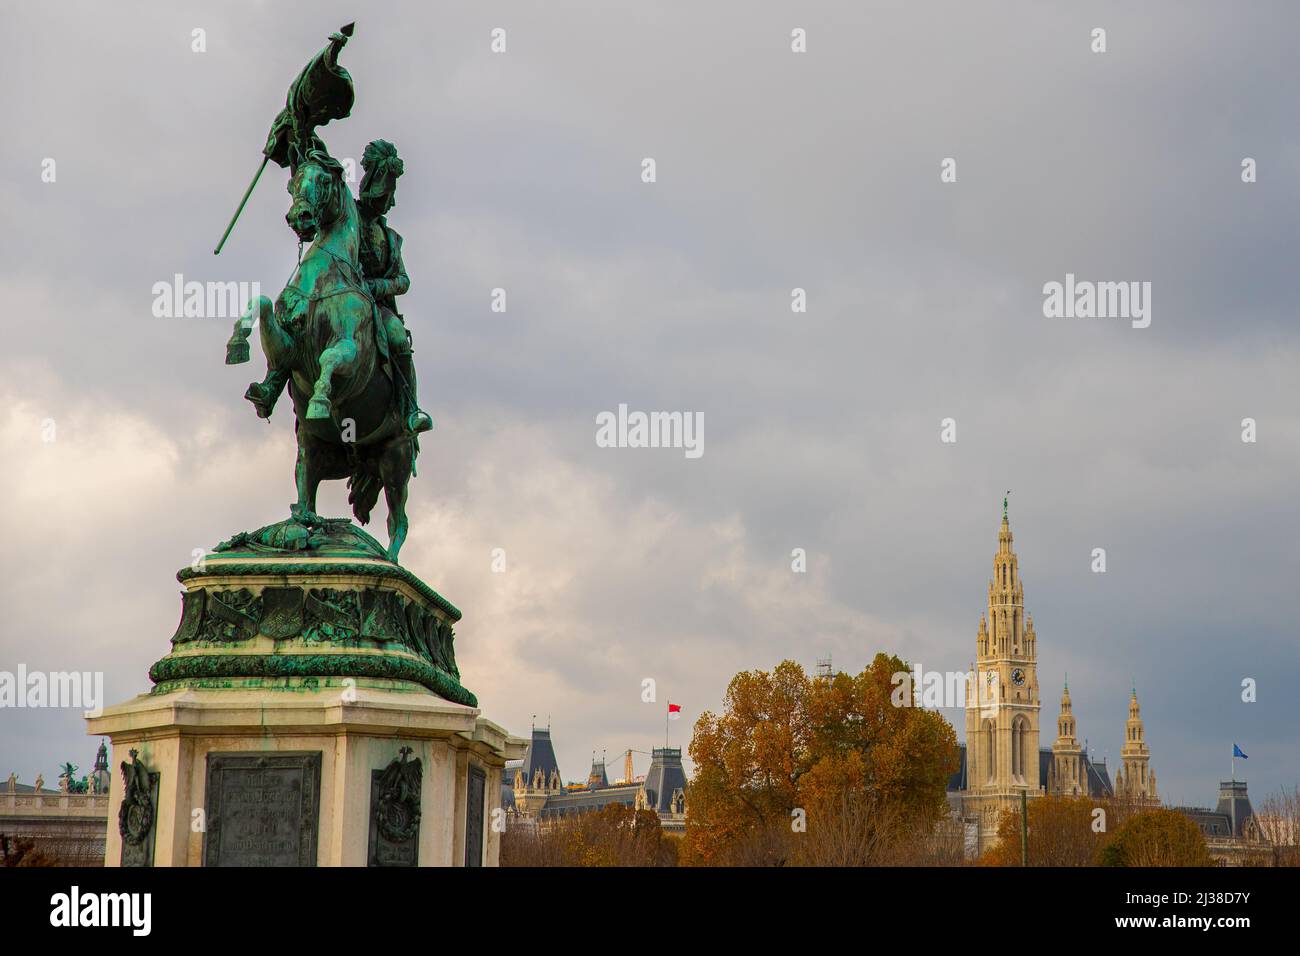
[222, 23, 429, 563]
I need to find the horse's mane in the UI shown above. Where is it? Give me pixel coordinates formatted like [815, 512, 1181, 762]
[299, 147, 345, 180]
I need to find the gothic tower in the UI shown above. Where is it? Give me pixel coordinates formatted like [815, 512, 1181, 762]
[1114, 687, 1158, 804]
[1048, 679, 1086, 796]
[963, 507, 1041, 833]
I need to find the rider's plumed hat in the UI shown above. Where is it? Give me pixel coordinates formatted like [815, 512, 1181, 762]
[360, 139, 403, 205]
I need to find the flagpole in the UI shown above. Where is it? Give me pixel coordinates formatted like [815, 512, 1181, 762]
[214, 155, 270, 255]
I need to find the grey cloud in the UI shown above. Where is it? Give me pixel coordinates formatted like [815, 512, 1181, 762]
[0, 1, 1296, 805]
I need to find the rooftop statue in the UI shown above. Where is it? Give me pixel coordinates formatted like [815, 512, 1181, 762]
[221, 24, 429, 563]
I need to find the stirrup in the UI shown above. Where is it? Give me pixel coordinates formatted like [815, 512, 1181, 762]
[407, 411, 433, 434]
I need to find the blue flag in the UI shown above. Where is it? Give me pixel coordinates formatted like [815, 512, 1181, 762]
[1233, 743, 1248, 759]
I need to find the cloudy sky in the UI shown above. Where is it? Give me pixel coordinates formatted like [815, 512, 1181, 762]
[2, 1, 1297, 808]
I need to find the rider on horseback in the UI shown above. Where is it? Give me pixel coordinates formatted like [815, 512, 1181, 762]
[244, 140, 431, 436]
[357, 140, 432, 435]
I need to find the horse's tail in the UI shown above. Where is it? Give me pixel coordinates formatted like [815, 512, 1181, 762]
[347, 460, 383, 526]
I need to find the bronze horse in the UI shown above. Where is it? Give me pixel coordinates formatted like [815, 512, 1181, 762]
[226, 151, 416, 561]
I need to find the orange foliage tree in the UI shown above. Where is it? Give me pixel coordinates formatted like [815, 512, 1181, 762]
[982, 795, 1104, 866]
[685, 655, 959, 866]
[501, 803, 677, 867]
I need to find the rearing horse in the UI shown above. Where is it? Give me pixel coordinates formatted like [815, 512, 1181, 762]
[226, 150, 417, 561]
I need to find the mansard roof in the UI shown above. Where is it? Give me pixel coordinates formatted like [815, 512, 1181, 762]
[520, 727, 560, 785]
[1176, 809, 1236, 838]
[642, 748, 688, 813]
[1172, 782, 1254, 839]
[1215, 781, 1254, 834]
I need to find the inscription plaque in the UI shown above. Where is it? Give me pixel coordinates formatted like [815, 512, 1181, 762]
[203, 752, 321, 867]
[465, 765, 486, 868]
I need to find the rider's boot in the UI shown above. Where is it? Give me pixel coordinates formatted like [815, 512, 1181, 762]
[245, 368, 289, 420]
[394, 349, 433, 434]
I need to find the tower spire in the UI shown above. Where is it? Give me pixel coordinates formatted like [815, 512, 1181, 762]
[986, 503, 1027, 657]
[964, 506, 1042, 827]
[1051, 675, 1084, 796]
[1118, 684, 1157, 804]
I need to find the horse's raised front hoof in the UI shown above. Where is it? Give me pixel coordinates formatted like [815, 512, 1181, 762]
[306, 397, 332, 420]
[225, 338, 250, 365]
[244, 383, 275, 419]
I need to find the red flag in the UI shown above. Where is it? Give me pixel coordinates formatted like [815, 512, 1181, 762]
[667, 703, 682, 720]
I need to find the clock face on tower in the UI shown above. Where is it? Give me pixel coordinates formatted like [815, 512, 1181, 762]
[1011, 667, 1026, 686]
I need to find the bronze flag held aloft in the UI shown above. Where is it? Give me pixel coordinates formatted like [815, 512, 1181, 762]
[213, 23, 356, 255]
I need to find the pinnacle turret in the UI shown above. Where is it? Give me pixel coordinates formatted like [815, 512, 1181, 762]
[1117, 686, 1157, 803]
[980, 510, 1031, 663]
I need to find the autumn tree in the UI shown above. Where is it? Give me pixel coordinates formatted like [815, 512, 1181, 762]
[685, 655, 960, 866]
[501, 804, 676, 867]
[982, 795, 1103, 866]
[796, 788, 966, 866]
[802, 654, 958, 820]
[684, 660, 810, 865]
[1098, 808, 1214, 867]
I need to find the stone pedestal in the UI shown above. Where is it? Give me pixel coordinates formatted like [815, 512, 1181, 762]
[88, 687, 521, 866]
[87, 519, 525, 867]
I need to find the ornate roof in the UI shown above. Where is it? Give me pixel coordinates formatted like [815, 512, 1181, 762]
[519, 727, 560, 786]
[641, 748, 687, 814]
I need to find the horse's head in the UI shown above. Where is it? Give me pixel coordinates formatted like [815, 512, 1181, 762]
[286, 152, 346, 243]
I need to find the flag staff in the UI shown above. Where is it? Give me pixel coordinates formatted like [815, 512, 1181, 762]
[214, 156, 269, 255]
[214, 22, 355, 256]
